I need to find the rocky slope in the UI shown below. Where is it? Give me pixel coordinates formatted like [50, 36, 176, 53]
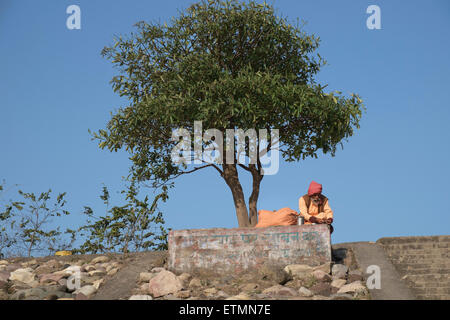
[0, 248, 369, 300]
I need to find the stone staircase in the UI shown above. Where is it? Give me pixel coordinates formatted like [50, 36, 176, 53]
[377, 235, 450, 300]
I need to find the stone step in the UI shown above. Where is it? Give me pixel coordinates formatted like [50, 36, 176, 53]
[396, 268, 450, 276]
[412, 287, 450, 295]
[410, 281, 450, 288]
[377, 236, 450, 245]
[416, 294, 450, 300]
[394, 262, 450, 270]
[402, 274, 448, 283]
[385, 247, 450, 254]
[383, 244, 450, 251]
[386, 254, 449, 261]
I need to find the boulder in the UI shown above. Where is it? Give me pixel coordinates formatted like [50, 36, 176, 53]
[91, 256, 110, 264]
[151, 267, 165, 273]
[331, 279, 347, 289]
[129, 294, 153, 300]
[312, 270, 331, 282]
[284, 264, 314, 279]
[148, 270, 183, 298]
[259, 264, 291, 284]
[309, 282, 332, 297]
[337, 281, 368, 295]
[313, 262, 331, 274]
[74, 285, 97, 298]
[0, 271, 10, 282]
[188, 277, 203, 288]
[262, 285, 298, 297]
[39, 273, 64, 285]
[139, 272, 156, 283]
[175, 290, 191, 299]
[298, 287, 314, 297]
[9, 268, 35, 285]
[332, 264, 348, 279]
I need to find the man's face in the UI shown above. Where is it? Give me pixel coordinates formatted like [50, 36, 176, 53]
[311, 193, 321, 205]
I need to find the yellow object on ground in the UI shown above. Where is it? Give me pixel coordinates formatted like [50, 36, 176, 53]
[55, 250, 72, 256]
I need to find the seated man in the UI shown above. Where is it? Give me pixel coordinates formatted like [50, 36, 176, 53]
[299, 181, 334, 233]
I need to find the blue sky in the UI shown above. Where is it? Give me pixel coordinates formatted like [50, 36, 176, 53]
[1, 0, 449, 245]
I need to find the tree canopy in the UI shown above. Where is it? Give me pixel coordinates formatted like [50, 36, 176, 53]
[93, 0, 365, 227]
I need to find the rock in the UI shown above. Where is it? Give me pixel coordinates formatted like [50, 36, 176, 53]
[107, 268, 119, 276]
[260, 264, 291, 284]
[11, 287, 46, 300]
[81, 265, 96, 273]
[175, 290, 191, 299]
[129, 295, 153, 300]
[225, 293, 252, 300]
[309, 282, 332, 297]
[91, 256, 110, 264]
[337, 281, 368, 295]
[0, 271, 10, 282]
[8, 281, 32, 293]
[92, 279, 104, 290]
[24, 259, 38, 267]
[332, 264, 348, 279]
[45, 259, 62, 269]
[284, 264, 314, 279]
[148, 270, 183, 298]
[329, 293, 353, 300]
[312, 270, 331, 282]
[240, 283, 259, 292]
[312, 295, 329, 300]
[262, 285, 298, 297]
[0, 280, 8, 291]
[331, 279, 347, 289]
[188, 278, 202, 288]
[0, 290, 9, 300]
[349, 270, 363, 276]
[34, 265, 55, 276]
[217, 290, 229, 298]
[177, 273, 192, 286]
[74, 285, 97, 298]
[75, 293, 88, 300]
[204, 288, 217, 295]
[348, 274, 364, 283]
[9, 268, 35, 284]
[39, 273, 64, 285]
[313, 262, 331, 274]
[139, 272, 156, 283]
[88, 269, 106, 277]
[4, 263, 21, 272]
[151, 267, 165, 273]
[0, 260, 9, 265]
[55, 266, 81, 278]
[57, 298, 75, 300]
[298, 287, 314, 297]
[81, 275, 103, 286]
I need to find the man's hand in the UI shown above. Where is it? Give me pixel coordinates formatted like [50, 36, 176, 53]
[309, 216, 319, 223]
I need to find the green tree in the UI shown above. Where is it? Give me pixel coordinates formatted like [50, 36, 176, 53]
[75, 183, 168, 254]
[0, 181, 16, 258]
[94, 0, 365, 227]
[1, 189, 73, 257]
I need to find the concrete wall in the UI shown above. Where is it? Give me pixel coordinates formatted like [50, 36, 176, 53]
[168, 224, 331, 275]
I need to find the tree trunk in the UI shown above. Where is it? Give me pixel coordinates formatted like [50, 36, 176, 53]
[248, 164, 263, 227]
[222, 164, 250, 228]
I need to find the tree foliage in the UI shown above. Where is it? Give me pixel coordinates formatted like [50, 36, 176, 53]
[74, 183, 168, 254]
[93, 0, 365, 227]
[0, 186, 74, 258]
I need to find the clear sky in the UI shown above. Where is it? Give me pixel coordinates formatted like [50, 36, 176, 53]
[1, 0, 449, 245]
